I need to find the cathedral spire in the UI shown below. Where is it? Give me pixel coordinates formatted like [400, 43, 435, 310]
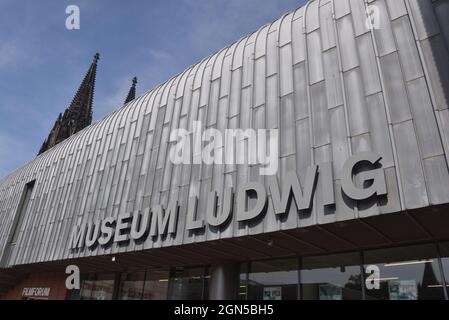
[38, 53, 99, 155]
[124, 76, 138, 104]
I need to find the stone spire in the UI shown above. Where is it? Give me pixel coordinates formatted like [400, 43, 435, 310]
[38, 53, 99, 155]
[124, 76, 138, 104]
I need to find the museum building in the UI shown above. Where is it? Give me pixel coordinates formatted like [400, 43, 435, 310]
[1, 0, 449, 300]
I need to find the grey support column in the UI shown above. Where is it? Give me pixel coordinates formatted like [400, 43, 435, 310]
[209, 260, 239, 300]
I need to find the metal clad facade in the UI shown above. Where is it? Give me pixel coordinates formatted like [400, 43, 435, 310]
[0, 0, 449, 267]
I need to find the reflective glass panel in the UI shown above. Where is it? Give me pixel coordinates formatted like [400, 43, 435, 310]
[247, 258, 298, 300]
[301, 252, 362, 300]
[143, 269, 169, 300]
[90, 273, 116, 300]
[364, 244, 445, 300]
[79, 274, 95, 300]
[437, 242, 449, 298]
[118, 272, 145, 300]
[238, 262, 249, 300]
[167, 267, 209, 300]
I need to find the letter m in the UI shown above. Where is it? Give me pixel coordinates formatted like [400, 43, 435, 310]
[69, 223, 87, 249]
[150, 200, 179, 237]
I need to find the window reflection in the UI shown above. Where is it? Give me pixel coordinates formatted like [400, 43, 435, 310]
[80, 273, 115, 300]
[238, 263, 249, 300]
[364, 244, 445, 300]
[167, 267, 209, 300]
[438, 242, 449, 297]
[247, 259, 298, 300]
[301, 252, 362, 300]
[118, 272, 145, 300]
[143, 269, 169, 300]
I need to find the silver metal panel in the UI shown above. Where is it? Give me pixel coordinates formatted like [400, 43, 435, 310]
[254, 57, 266, 107]
[266, 31, 278, 77]
[379, 167, 401, 214]
[407, 77, 444, 158]
[423, 155, 449, 205]
[305, 0, 319, 33]
[386, 0, 407, 20]
[352, 133, 372, 154]
[349, 0, 369, 37]
[255, 25, 269, 59]
[242, 41, 255, 88]
[372, 0, 397, 56]
[329, 106, 350, 180]
[279, 12, 294, 46]
[393, 120, 429, 209]
[379, 52, 412, 124]
[292, 17, 306, 64]
[337, 15, 359, 72]
[293, 62, 309, 120]
[314, 143, 335, 225]
[280, 44, 294, 96]
[295, 118, 312, 183]
[306, 30, 324, 84]
[280, 94, 295, 156]
[419, 36, 449, 111]
[408, 0, 440, 40]
[366, 93, 394, 167]
[1, 0, 449, 267]
[319, 1, 336, 51]
[434, 0, 449, 47]
[311, 81, 331, 147]
[266, 75, 279, 129]
[334, 0, 350, 19]
[357, 33, 382, 96]
[392, 16, 424, 82]
[323, 48, 344, 108]
[343, 67, 370, 136]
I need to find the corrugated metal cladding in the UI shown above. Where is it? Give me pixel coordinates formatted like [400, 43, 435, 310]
[0, 0, 448, 267]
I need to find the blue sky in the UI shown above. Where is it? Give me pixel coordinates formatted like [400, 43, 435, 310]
[0, 0, 306, 178]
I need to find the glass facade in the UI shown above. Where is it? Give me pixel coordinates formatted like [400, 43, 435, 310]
[364, 244, 446, 300]
[77, 266, 208, 300]
[301, 252, 362, 300]
[71, 242, 449, 300]
[245, 259, 298, 300]
[143, 269, 170, 300]
[117, 272, 146, 300]
[239, 243, 449, 300]
[80, 273, 116, 300]
[117, 269, 170, 300]
[167, 267, 209, 300]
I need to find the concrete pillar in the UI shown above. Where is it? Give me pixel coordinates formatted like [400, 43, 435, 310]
[209, 260, 239, 300]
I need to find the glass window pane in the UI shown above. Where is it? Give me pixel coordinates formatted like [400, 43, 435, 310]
[301, 252, 362, 300]
[143, 269, 169, 300]
[168, 267, 209, 300]
[118, 272, 145, 300]
[90, 273, 116, 300]
[437, 242, 449, 297]
[364, 244, 445, 300]
[248, 258, 298, 300]
[238, 263, 248, 300]
[79, 274, 95, 300]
